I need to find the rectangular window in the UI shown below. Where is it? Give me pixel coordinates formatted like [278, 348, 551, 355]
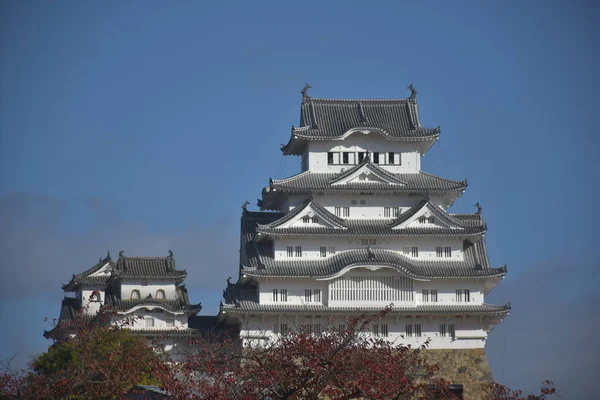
[343, 152, 349, 164]
[305, 289, 313, 302]
[314, 324, 321, 335]
[351, 200, 357, 205]
[431, 289, 438, 302]
[372, 324, 379, 337]
[449, 324, 455, 338]
[439, 324, 447, 337]
[273, 289, 278, 302]
[302, 215, 310, 223]
[281, 289, 288, 302]
[287, 246, 293, 257]
[456, 289, 463, 302]
[418, 216, 426, 223]
[422, 289, 429, 302]
[295, 246, 302, 257]
[335, 207, 341, 217]
[428, 216, 435, 223]
[388, 152, 395, 164]
[359, 200, 366, 205]
[327, 152, 334, 164]
[373, 152, 380, 164]
[384, 207, 390, 217]
[280, 324, 289, 336]
[328, 246, 336, 255]
[358, 152, 366, 163]
[166, 319, 174, 327]
[314, 289, 321, 302]
[444, 246, 452, 257]
[369, 239, 377, 245]
[343, 207, 350, 217]
[145, 317, 154, 328]
[465, 289, 470, 302]
[393, 207, 399, 217]
[436, 246, 443, 257]
[320, 246, 327, 257]
[411, 246, 419, 257]
[361, 238, 376, 246]
[381, 324, 389, 337]
[338, 324, 346, 334]
[312, 216, 319, 223]
[415, 324, 422, 337]
[402, 247, 410, 255]
[405, 324, 413, 337]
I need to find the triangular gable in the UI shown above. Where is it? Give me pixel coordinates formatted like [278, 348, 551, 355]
[390, 201, 468, 230]
[330, 159, 406, 186]
[258, 199, 348, 231]
[88, 262, 113, 277]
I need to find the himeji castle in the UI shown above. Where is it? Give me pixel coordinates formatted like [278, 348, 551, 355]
[218, 84, 510, 352]
[45, 250, 205, 353]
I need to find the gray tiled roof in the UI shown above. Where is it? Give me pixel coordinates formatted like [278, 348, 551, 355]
[259, 162, 466, 210]
[240, 211, 504, 280]
[256, 198, 486, 238]
[62, 256, 115, 291]
[221, 299, 510, 317]
[282, 98, 440, 155]
[43, 297, 96, 339]
[113, 254, 187, 281]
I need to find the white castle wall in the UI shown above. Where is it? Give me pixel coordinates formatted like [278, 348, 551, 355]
[304, 135, 421, 173]
[285, 194, 446, 215]
[272, 237, 465, 261]
[120, 280, 179, 300]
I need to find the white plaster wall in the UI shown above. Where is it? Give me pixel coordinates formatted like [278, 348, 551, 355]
[254, 275, 485, 307]
[120, 280, 179, 300]
[239, 314, 487, 349]
[305, 136, 421, 173]
[113, 309, 188, 329]
[272, 236, 465, 261]
[258, 279, 328, 305]
[286, 194, 446, 215]
[80, 286, 105, 315]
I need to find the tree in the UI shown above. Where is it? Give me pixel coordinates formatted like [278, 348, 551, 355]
[1, 306, 558, 400]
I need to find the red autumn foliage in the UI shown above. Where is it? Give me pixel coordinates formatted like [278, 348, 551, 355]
[0, 306, 557, 399]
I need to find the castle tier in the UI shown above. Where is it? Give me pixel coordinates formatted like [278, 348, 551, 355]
[45, 251, 203, 350]
[219, 87, 509, 349]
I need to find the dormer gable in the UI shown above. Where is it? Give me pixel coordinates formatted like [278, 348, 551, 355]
[330, 158, 406, 186]
[390, 200, 472, 230]
[257, 198, 348, 233]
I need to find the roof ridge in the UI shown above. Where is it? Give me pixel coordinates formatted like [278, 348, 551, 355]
[305, 97, 415, 103]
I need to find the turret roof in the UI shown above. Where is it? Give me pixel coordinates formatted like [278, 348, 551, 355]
[256, 198, 486, 238]
[282, 97, 440, 155]
[240, 211, 505, 280]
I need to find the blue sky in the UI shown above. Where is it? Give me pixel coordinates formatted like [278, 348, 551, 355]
[0, 1, 598, 397]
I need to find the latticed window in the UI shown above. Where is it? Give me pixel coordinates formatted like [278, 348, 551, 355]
[302, 215, 310, 223]
[388, 152, 395, 164]
[314, 289, 321, 302]
[328, 246, 336, 255]
[415, 324, 422, 336]
[343, 207, 350, 217]
[156, 289, 165, 299]
[436, 247, 443, 257]
[361, 238, 377, 246]
[295, 246, 302, 257]
[287, 246, 293, 257]
[428, 216, 435, 223]
[166, 319, 174, 327]
[337, 324, 346, 334]
[335, 207, 341, 216]
[305, 289, 312, 302]
[312, 216, 319, 223]
[431, 289, 438, 302]
[444, 246, 452, 257]
[320, 246, 327, 257]
[273, 289, 288, 302]
[422, 289, 429, 302]
[449, 324, 456, 338]
[373, 152, 380, 164]
[418, 216, 427, 223]
[456, 289, 470, 302]
[280, 324, 289, 335]
[327, 152, 334, 164]
[405, 324, 413, 337]
[359, 200, 366, 205]
[330, 275, 413, 302]
[411, 247, 419, 257]
[439, 324, 447, 337]
[372, 324, 379, 337]
[145, 317, 154, 328]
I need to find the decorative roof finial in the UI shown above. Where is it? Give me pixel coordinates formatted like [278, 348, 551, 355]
[227, 276, 232, 285]
[407, 84, 418, 100]
[119, 250, 124, 258]
[474, 202, 483, 215]
[301, 83, 312, 100]
[168, 249, 174, 258]
[106, 250, 111, 260]
[242, 200, 249, 212]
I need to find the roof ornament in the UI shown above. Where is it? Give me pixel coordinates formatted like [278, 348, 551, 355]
[119, 250, 125, 258]
[474, 202, 483, 215]
[106, 250, 111, 260]
[242, 200, 249, 213]
[168, 249, 174, 259]
[301, 83, 312, 100]
[367, 246, 376, 261]
[407, 84, 418, 100]
[227, 276, 232, 285]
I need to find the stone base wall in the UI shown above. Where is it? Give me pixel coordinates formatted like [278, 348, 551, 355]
[425, 348, 493, 400]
